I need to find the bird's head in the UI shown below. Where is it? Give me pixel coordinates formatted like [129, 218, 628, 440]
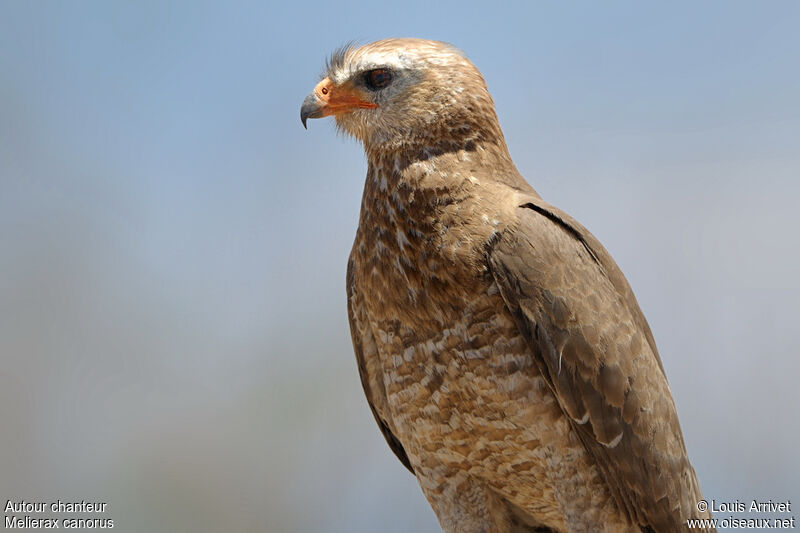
[301, 39, 506, 154]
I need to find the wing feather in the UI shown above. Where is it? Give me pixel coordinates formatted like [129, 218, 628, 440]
[487, 197, 711, 532]
[347, 256, 414, 473]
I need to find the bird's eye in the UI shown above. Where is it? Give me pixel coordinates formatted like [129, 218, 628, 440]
[365, 69, 393, 90]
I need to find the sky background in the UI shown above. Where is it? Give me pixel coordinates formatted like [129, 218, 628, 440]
[1, 1, 799, 531]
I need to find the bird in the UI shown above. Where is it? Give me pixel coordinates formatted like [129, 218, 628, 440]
[301, 38, 714, 533]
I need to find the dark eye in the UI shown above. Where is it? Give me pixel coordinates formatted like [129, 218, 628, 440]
[364, 68, 393, 90]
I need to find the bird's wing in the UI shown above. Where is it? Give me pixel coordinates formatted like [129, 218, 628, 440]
[347, 256, 414, 473]
[487, 196, 709, 532]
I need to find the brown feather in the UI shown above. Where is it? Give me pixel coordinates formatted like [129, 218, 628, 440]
[306, 38, 713, 533]
[489, 198, 711, 530]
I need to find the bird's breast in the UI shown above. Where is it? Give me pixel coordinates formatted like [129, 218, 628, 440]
[349, 184, 627, 530]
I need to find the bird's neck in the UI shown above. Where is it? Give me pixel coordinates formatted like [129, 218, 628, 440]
[368, 129, 514, 183]
[358, 136, 526, 233]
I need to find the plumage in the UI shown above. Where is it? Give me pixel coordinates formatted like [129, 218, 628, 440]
[301, 38, 713, 533]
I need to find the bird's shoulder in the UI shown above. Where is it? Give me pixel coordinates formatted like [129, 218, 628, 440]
[515, 195, 657, 351]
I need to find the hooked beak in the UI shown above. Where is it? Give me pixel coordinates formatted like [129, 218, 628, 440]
[300, 77, 377, 129]
[300, 92, 323, 129]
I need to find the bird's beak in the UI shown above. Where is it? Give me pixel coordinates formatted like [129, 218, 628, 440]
[300, 77, 377, 129]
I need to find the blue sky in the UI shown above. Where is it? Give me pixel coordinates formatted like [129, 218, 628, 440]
[1, 1, 799, 531]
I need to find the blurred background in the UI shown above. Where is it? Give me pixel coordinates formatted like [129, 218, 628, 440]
[1, 1, 798, 531]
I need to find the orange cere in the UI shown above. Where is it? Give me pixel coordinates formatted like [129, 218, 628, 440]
[313, 77, 378, 116]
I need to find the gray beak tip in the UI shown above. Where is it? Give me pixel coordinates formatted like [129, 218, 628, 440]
[300, 92, 323, 130]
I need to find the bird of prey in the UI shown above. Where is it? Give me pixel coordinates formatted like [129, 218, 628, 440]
[301, 39, 713, 533]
